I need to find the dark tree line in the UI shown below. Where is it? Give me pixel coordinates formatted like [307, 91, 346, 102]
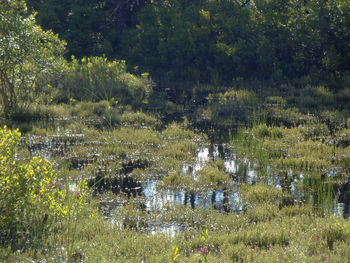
[26, 0, 147, 58]
[27, 0, 350, 93]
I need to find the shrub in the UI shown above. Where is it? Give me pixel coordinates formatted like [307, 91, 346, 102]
[0, 126, 86, 251]
[60, 57, 151, 108]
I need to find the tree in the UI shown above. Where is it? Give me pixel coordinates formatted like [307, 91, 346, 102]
[0, 0, 65, 116]
[121, 0, 256, 87]
[26, 0, 147, 59]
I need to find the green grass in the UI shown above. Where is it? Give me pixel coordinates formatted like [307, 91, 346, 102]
[234, 117, 350, 175]
[3, 99, 350, 262]
[3, 166, 350, 263]
[120, 111, 159, 128]
[16, 200, 347, 262]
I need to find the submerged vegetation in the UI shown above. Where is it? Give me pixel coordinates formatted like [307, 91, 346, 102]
[1, 0, 350, 262]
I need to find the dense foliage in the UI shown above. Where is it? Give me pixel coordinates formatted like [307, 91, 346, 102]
[58, 56, 152, 107]
[0, 126, 86, 251]
[122, 0, 350, 88]
[26, 0, 146, 58]
[26, 0, 350, 93]
[0, 0, 65, 116]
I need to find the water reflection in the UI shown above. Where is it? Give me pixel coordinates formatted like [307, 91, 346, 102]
[337, 181, 350, 219]
[16, 117, 350, 241]
[143, 179, 238, 213]
[24, 127, 350, 219]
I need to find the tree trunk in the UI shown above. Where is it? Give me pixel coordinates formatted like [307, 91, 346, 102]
[0, 86, 11, 116]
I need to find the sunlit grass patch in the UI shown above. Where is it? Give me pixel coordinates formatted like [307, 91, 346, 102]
[239, 184, 282, 205]
[159, 141, 199, 173]
[280, 205, 313, 217]
[161, 141, 197, 160]
[196, 165, 232, 190]
[161, 122, 204, 141]
[235, 116, 350, 174]
[229, 224, 290, 248]
[209, 88, 260, 106]
[246, 204, 280, 223]
[162, 170, 195, 190]
[120, 111, 159, 128]
[112, 127, 161, 146]
[320, 217, 350, 249]
[267, 107, 316, 127]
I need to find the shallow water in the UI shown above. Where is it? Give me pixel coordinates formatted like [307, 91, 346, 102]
[12, 115, 350, 237]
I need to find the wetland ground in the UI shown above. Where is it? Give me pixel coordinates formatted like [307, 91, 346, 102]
[1, 88, 350, 262]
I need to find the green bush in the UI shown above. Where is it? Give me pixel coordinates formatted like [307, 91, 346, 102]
[60, 57, 152, 108]
[0, 126, 86, 251]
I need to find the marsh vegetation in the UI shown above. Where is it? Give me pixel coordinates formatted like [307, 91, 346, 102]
[1, 0, 350, 262]
[2, 89, 350, 262]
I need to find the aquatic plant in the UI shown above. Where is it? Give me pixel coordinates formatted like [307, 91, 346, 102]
[246, 204, 280, 223]
[162, 122, 204, 141]
[112, 127, 161, 146]
[4, 101, 350, 262]
[196, 165, 231, 190]
[208, 88, 259, 106]
[120, 111, 159, 128]
[235, 117, 350, 175]
[239, 184, 282, 205]
[162, 170, 195, 190]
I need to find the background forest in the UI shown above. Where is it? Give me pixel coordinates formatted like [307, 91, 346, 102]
[1, 0, 350, 112]
[27, 0, 350, 89]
